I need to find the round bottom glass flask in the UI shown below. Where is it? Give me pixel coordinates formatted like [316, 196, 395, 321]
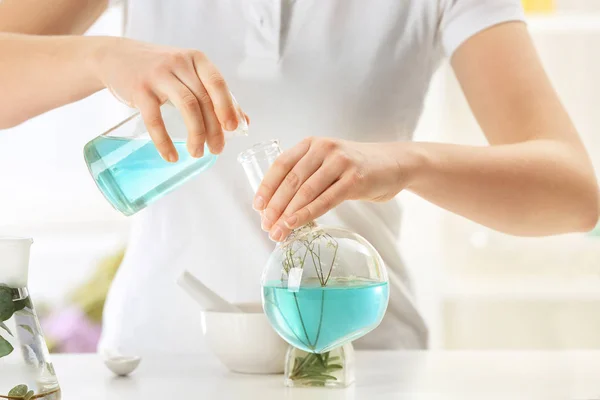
[238, 140, 390, 388]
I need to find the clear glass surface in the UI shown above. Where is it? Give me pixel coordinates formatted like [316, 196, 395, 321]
[84, 94, 248, 216]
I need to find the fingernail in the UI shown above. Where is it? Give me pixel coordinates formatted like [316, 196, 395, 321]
[261, 216, 273, 231]
[270, 226, 283, 242]
[285, 215, 298, 229]
[166, 152, 178, 163]
[225, 120, 237, 131]
[189, 147, 202, 158]
[211, 144, 224, 155]
[253, 196, 265, 211]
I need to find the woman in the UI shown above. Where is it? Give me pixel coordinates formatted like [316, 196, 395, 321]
[0, 0, 597, 354]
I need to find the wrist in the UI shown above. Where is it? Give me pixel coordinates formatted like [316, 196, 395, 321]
[82, 36, 120, 91]
[389, 141, 430, 192]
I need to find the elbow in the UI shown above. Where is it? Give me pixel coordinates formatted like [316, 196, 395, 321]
[572, 177, 599, 233]
[580, 187, 599, 232]
[557, 144, 600, 234]
[0, 112, 27, 130]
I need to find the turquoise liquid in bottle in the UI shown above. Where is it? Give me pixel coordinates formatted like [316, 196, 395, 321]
[84, 136, 217, 216]
[262, 278, 389, 354]
[84, 97, 247, 216]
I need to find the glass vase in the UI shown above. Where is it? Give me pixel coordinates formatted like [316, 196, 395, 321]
[0, 237, 60, 400]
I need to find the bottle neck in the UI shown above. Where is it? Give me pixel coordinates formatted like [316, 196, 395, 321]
[238, 140, 282, 193]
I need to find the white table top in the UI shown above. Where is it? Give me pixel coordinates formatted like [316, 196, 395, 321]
[52, 351, 600, 400]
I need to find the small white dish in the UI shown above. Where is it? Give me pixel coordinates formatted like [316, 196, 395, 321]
[102, 351, 142, 377]
[201, 303, 288, 374]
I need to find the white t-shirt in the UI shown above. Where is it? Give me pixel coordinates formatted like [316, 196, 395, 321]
[99, 0, 525, 355]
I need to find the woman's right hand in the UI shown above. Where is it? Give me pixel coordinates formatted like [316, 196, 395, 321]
[91, 37, 244, 162]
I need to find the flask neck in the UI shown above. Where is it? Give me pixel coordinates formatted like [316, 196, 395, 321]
[238, 140, 316, 234]
[238, 140, 282, 193]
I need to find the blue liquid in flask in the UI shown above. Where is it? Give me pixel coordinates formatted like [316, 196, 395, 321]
[262, 278, 389, 353]
[84, 136, 217, 216]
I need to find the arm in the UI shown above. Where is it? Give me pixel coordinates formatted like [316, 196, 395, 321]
[0, 0, 108, 35]
[0, 0, 111, 126]
[0, 34, 242, 161]
[253, 22, 599, 241]
[407, 21, 599, 236]
[0, 33, 106, 128]
[0, 0, 244, 161]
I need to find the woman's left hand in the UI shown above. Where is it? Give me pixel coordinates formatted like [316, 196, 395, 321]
[252, 137, 420, 242]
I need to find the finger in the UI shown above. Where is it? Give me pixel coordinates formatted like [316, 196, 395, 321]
[268, 161, 345, 240]
[156, 74, 206, 158]
[134, 91, 177, 162]
[174, 59, 224, 155]
[243, 112, 250, 125]
[282, 159, 345, 225]
[253, 140, 311, 212]
[193, 53, 238, 131]
[271, 180, 349, 242]
[261, 151, 323, 232]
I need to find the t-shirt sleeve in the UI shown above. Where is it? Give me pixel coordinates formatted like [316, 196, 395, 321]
[440, 0, 526, 58]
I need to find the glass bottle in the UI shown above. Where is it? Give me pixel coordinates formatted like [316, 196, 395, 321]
[0, 237, 61, 400]
[238, 140, 389, 388]
[84, 93, 248, 216]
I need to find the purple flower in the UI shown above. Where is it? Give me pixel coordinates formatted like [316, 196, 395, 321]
[42, 306, 102, 353]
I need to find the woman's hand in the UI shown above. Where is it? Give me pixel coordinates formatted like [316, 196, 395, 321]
[92, 37, 245, 162]
[253, 137, 421, 241]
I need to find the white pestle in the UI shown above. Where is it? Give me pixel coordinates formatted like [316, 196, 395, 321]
[177, 270, 243, 313]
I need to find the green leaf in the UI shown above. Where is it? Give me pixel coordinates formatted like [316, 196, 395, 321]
[298, 374, 338, 381]
[8, 384, 28, 397]
[13, 297, 32, 313]
[0, 321, 13, 336]
[46, 362, 56, 375]
[18, 325, 33, 335]
[0, 287, 15, 322]
[325, 364, 343, 371]
[0, 335, 14, 358]
[24, 390, 34, 400]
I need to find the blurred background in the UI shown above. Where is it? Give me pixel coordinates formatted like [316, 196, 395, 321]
[0, 0, 599, 353]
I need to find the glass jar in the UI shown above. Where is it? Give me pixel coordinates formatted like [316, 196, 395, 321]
[0, 237, 61, 400]
[238, 140, 389, 388]
[84, 94, 248, 216]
